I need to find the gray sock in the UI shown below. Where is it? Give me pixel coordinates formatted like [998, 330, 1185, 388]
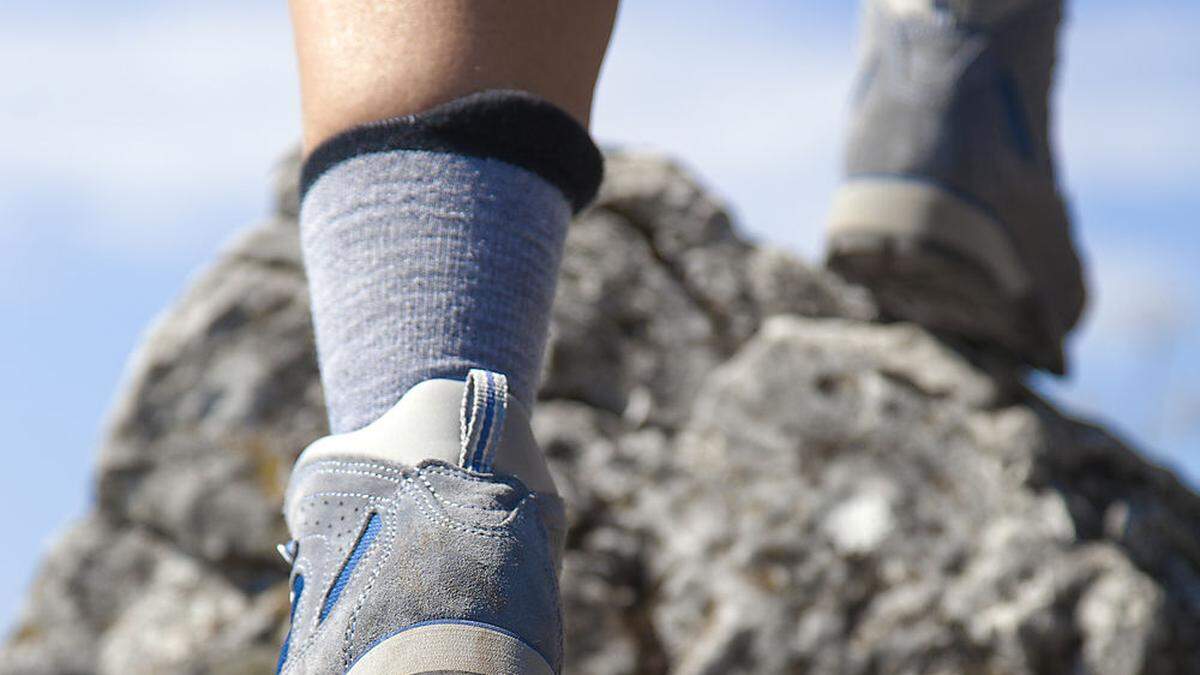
[299, 91, 603, 433]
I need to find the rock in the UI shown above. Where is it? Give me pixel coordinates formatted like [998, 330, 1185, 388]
[3, 149, 1198, 674]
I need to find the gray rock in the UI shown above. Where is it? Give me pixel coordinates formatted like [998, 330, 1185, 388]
[3, 150, 1197, 674]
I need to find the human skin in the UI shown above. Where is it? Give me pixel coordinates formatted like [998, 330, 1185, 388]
[289, 0, 621, 151]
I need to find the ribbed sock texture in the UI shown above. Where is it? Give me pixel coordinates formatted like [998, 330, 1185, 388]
[301, 150, 572, 433]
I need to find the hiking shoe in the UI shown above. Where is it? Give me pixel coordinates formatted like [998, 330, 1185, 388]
[275, 370, 566, 675]
[826, 0, 1086, 374]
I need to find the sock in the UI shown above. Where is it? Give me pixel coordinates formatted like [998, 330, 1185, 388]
[299, 90, 603, 433]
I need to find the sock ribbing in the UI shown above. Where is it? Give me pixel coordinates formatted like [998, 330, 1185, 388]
[299, 91, 602, 433]
[301, 90, 604, 214]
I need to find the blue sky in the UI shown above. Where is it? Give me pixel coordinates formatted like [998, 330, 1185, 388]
[0, 0, 1197, 630]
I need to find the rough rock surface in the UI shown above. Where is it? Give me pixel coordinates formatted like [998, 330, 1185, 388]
[3, 151, 1199, 675]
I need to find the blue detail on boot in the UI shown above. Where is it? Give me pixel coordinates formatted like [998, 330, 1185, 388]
[996, 71, 1035, 161]
[319, 512, 382, 623]
[276, 573, 305, 674]
[460, 369, 508, 473]
[278, 456, 565, 673]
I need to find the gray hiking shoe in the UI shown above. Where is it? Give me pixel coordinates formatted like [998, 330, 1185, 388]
[826, 0, 1086, 374]
[275, 370, 566, 675]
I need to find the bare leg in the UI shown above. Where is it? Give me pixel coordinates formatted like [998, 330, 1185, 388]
[289, 0, 619, 149]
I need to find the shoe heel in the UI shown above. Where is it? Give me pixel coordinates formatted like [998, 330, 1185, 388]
[347, 620, 554, 675]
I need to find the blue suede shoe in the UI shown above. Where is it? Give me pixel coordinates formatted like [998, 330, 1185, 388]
[275, 370, 566, 675]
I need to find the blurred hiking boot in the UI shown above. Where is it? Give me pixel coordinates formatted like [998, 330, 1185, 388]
[276, 370, 565, 675]
[827, 0, 1086, 374]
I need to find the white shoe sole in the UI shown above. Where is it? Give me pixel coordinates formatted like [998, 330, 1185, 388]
[828, 178, 1031, 298]
[347, 622, 554, 675]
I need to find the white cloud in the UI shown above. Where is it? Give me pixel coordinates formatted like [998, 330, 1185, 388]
[593, 4, 857, 256]
[0, 3, 301, 258]
[1083, 245, 1193, 345]
[1057, 3, 1200, 192]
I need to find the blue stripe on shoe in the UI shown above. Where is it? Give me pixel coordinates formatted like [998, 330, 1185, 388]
[996, 71, 1035, 161]
[460, 369, 508, 473]
[276, 573, 305, 673]
[482, 373, 508, 472]
[319, 513, 382, 623]
[472, 372, 498, 470]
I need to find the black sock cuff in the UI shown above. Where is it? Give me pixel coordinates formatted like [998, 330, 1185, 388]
[299, 90, 604, 213]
